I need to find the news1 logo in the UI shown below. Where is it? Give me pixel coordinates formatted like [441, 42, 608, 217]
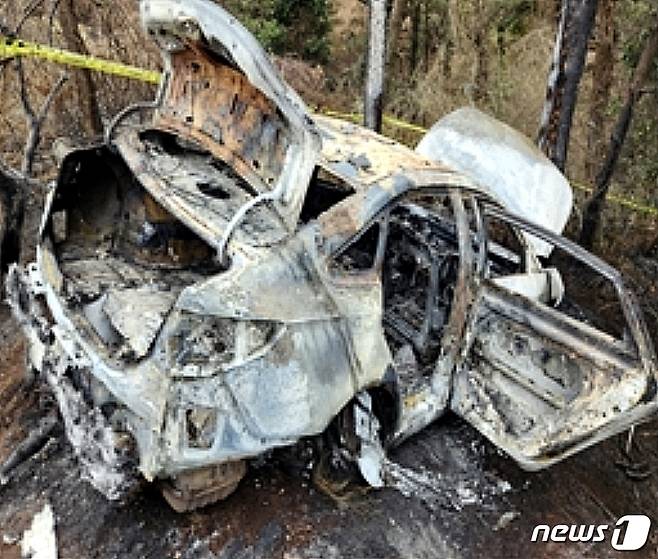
[531, 515, 651, 551]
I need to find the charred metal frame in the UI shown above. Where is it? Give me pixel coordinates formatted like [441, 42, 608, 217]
[451, 199, 657, 469]
[5, 0, 658, 511]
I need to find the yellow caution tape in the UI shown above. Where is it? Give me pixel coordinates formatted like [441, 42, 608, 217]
[321, 108, 428, 135]
[571, 181, 658, 218]
[382, 114, 428, 135]
[2, 35, 657, 218]
[0, 36, 161, 84]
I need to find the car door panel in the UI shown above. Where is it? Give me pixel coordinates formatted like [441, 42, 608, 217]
[453, 284, 652, 468]
[453, 204, 658, 470]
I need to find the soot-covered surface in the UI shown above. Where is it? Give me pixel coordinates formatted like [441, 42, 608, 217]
[1, 303, 657, 559]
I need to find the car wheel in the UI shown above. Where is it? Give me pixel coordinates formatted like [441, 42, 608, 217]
[160, 460, 247, 512]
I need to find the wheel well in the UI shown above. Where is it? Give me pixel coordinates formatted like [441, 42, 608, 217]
[367, 378, 400, 446]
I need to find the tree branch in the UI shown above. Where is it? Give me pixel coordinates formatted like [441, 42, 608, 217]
[0, 158, 25, 183]
[16, 59, 68, 176]
[39, 72, 68, 120]
[14, 0, 47, 35]
[47, 0, 62, 45]
[16, 59, 36, 123]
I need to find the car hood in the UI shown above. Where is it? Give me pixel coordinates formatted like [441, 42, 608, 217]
[416, 107, 573, 257]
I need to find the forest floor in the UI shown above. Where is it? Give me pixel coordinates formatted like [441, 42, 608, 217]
[2, 297, 658, 559]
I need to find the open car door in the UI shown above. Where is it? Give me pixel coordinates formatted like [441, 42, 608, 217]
[452, 200, 658, 470]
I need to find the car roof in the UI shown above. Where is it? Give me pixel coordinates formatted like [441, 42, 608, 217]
[314, 115, 497, 247]
[316, 114, 482, 194]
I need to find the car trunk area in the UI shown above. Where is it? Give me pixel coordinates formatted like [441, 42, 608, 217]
[44, 140, 226, 364]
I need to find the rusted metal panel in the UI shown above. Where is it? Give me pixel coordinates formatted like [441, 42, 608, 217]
[317, 115, 462, 187]
[115, 130, 288, 254]
[155, 46, 289, 194]
[140, 0, 321, 233]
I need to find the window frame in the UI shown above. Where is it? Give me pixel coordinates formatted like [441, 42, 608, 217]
[466, 195, 536, 279]
[476, 199, 655, 365]
[327, 217, 388, 279]
[324, 188, 475, 363]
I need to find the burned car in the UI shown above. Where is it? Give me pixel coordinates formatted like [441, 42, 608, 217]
[7, 0, 658, 512]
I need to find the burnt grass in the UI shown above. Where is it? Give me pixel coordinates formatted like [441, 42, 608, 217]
[2, 272, 658, 558]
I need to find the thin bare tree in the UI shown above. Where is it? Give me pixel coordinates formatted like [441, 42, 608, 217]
[387, 0, 408, 73]
[473, 0, 489, 103]
[580, 11, 658, 248]
[365, 0, 387, 131]
[585, 0, 615, 183]
[0, 0, 69, 271]
[538, 0, 599, 172]
[58, 0, 103, 137]
[17, 61, 68, 176]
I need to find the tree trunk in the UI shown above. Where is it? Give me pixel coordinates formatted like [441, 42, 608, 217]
[387, 0, 408, 73]
[473, 0, 489, 103]
[537, 0, 599, 172]
[447, 0, 464, 81]
[424, 1, 430, 74]
[0, 166, 25, 275]
[585, 0, 615, 183]
[365, 0, 387, 132]
[442, 5, 454, 81]
[59, 0, 103, 138]
[410, 0, 421, 73]
[580, 14, 658, 248]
